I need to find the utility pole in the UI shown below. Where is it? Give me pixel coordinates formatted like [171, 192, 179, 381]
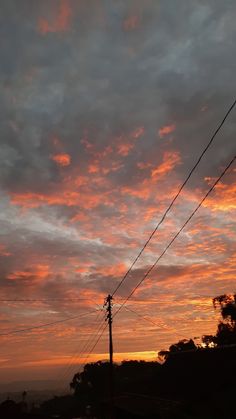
[104, 294, 114, 418]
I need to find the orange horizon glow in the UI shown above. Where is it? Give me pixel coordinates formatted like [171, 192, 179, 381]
[0, 0, 235, 386]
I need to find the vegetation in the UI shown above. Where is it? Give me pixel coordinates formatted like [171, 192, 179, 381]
[159, 292, 236, 361]
[2, 293, 236, 418]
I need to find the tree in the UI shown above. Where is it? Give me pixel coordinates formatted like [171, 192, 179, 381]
[213, 294, 236, 324]
[159, 339, 197, 361]
[70, 361, 111, 400]
[201, 334, 217, 348]
[212, 293, 236, 346]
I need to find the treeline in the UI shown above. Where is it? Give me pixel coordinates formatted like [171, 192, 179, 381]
[38, 293, 236, 418]
[159, 293, 236, 360]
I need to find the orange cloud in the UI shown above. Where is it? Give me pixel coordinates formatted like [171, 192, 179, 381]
[10, 192, 74, 208]
[95, 263, 127, 278]
[38, 19, 51, 35]
[181, 240, 227, 257]
[137, 162, 152, 170]
[117, 142, 134, 157]
[95, 145, 113, 159]
[81, 137, 93, 151]
[7, 271, 33, 281]
[131, 126, 145, 139]
[71, 212, 89, 223]
[88, 162, 100, 174]
[116, 127, 144, 157]
[151, 151, 181, 179]
[123, 15, 140, 31]
[75, 267, 90, 274]
[51, 153, 71, 167]
[52, 136, 62, 147]
[158, 124, 176, 138]
[10, 184, 112, 209]
[7, 265, 50, 282]
[0, 244, 11, 257]
[121, 179, 151, 201]
[203, 181, 236, 212]
[38, 0, 72, 35]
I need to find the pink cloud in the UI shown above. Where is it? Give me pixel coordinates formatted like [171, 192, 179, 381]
[158, 124, 176, 138]
[38, 0, 72, 35]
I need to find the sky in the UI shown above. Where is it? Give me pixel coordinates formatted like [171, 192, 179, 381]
[0, 0, 236, 387]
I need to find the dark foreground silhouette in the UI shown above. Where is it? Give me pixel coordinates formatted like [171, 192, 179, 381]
[1, 293, 236, 418]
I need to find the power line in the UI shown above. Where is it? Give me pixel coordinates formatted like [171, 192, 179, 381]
[77, 323, 108, 373]
[58, 311, 106, 387]
[58, 152, 235, 379]
[114, 155, 235, 317]
[112, 99, 236, 297]
[0, 298, 97, 302]
[57, 306, 108, 385]
[116, 304, 167, 329]
[2, 102, 235, 377]
[116, 304, 188, 340]
[0, 309, 100, 336]
[59, 313, 104, 377]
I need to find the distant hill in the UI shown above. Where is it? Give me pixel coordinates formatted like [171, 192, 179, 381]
[0, 379, 66, 392]
[0, 379, 69, 405]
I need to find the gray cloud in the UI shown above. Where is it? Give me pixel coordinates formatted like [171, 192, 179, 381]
[0, 2, 235, 376]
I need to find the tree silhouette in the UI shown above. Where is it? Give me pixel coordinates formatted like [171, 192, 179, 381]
[201, 334, 217, 348]
[158, 293, 236, 361]
[213, 293, 236, 323]
[212, 293, 236, 346]
[70, 361, 111, 402]
[159, 338, 197, 361]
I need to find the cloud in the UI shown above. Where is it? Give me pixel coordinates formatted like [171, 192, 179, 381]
[51, 153, 71, 166]
[158, 124, 176, 138]
[151, 151, 181, 179]
[123, 15, 140, 31]
[7, 265, 50, 283]
[0, 0, 236, 383]
[38, 0, 72, 35]
[203, 178, 236, 212]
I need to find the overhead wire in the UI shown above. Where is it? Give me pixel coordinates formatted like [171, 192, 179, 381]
[58, 310, 106, 388]
[0, 309, 100, 336]
[115, 304, 188, 340]
[112, 99, 236, 297]
[0, 298, 97, 303]
[78, 323, 108, 373]
[114, 155, 235, 318]
[115, 304, 168, 329]
[1, 102, 235, 380]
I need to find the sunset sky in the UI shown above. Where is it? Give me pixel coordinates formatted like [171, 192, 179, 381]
[0, 0, 236, 387]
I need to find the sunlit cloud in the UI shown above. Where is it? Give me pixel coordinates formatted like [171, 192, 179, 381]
[151, 151, 181, 179]
[117, 142, 134, 156]
[0, 0, 235, 385]
[158, 124, 176, 138]
[51, 153, 71, 167]
[203, 180, 236, 212]
[0, 244, 11, 257]
[38, 0, 72, 35]
[123, 15, 140, 31]
[7, 265, 50, 283]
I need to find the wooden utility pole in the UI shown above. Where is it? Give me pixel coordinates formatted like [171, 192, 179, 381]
[104, 294, 114, 418]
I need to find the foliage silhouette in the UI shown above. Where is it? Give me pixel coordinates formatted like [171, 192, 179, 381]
[213, 293, 236, 345]
[159, 338, 197, 361]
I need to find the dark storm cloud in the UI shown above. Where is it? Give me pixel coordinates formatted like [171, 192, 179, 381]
[0, 0, 235, 332]
[1, 1, 236, 383]
[0, 0, 235, 198]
